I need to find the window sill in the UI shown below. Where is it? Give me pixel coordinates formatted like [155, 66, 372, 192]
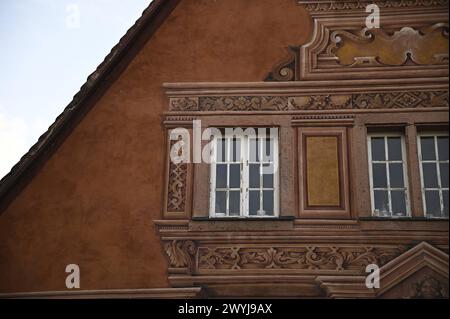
[359, 217, 449, 221]
[189, 216, 295, 231]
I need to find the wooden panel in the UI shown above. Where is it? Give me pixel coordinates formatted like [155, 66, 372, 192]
[298, 127, 351, 219]
[306, 136, 341, 207]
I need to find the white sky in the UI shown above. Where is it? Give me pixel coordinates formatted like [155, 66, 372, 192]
[0, 0, 152, 179]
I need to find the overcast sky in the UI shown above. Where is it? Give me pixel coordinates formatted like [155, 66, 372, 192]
[0, 0, 151, 179]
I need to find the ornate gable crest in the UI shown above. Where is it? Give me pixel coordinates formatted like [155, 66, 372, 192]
[266, 0, 449, 82]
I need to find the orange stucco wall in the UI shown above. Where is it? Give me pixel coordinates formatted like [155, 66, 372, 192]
[0, 0, 312, 293]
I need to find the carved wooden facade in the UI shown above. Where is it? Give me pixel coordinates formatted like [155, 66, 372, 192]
[156, 0, 449, 298]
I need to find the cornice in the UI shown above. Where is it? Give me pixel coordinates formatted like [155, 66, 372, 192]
[298, 0, 449, 14]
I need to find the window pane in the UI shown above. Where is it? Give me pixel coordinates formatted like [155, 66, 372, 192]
[440, 163, 449, 188]
[425, 191, 441, 217]
[423, 163, 439, 188]
[263, 164, 274, 188]
[437, 136, 449, 161]
[263, 191, 274, 216]
[249, 191, 260, 216]
[229, 164, 241, 189]
[373, 164, 387, 188]
[391, 191, 407, 217]
[231, 138, 241, 162]
[215, 191, 227, 215]
[249, 164, 260, 188]
[389, 163, 405, 188]
[371, 137, 386, 161]
[262, 138, 274, 162]
[388, 137, 403, 161]
[421, 137, 436, 161]
[249, 139, 259, 162]
[374, 190, 390, 216]
[216, 164, 228, 188]
[229, 191, 241, 216]
[216, 138, 227, 162]
[443, 191, 449, 218]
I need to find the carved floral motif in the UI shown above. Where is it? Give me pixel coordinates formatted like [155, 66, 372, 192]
[199, 96, 289, 111]
[352, 91, 449, 109]
[198, 246, 403, 271]
[166, 137, 187, 212]
[164, 240, 197, 272]
[170, 97, 199, 111]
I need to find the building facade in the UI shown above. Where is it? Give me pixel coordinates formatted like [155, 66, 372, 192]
[0, 0, 448, 299]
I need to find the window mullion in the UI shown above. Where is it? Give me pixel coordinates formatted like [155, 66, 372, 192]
[434, 136, 444, 217]
[385, 137, 393, 216]
[243, 136, 249, 218]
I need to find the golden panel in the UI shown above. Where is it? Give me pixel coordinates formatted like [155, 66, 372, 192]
[306, 136, 341, 207]
[332, 24, 449, 67]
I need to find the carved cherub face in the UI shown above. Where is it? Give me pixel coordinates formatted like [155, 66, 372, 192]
[416, 277, 443, 299]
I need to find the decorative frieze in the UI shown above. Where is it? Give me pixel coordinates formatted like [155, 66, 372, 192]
[168, 91, 448, 112]
[352, 91, 449, 109]
[298, 0, 449, 13]
[200, 96, 289, 111]
[197, 245, 404, 272]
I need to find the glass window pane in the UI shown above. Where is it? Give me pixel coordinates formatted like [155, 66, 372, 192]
[249, 164, 260, 188]
[425, 191, 441, 217]
[231, 138, 241, 162]
[389, 163, 405, 188]
[229, 191, 241, 216]
[216, 164, 228, 188]
[216, 138, 227, 162]
[388, 137, 403, 161]
[374, 190, 390, 216]
[443, 191, 449, 218]
[391, 191, 407, 217]
[421, 137, 436, 161]
[262, 138, 274, 162]
[440, 163, 449, 188]
[371, 137, 386, 161]
[263, 191, 274, 216]
[215, 191, 227, 215]
[249, 191, 260, 216]
[229, 164, 241, 189]
[263, 164, 274, 188]
[373, 164, 388, 188]
[423, 163, 439, 188]
[249, 139, 259, 162]
[437, 136, 449, 161]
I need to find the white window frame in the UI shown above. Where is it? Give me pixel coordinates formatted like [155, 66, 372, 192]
[209, 130, 279, 218]
[367, 133, 411, 218]
[417, 132, 449, 219]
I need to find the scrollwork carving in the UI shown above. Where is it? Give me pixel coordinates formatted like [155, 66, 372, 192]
[199, 96, 289, 111]
[166, 137, 187, 212]
[330, 24, 449, 67]
[164, 240, 197, 273]
[170, 97, 199, 111]
[198, 246, 403, 271]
